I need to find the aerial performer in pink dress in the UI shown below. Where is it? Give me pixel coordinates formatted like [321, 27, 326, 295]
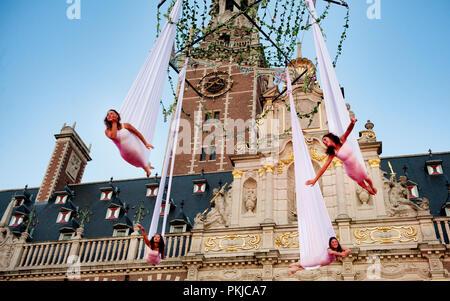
[136, 225, 165, 265]
[104, 109, 155, 177]
[306, 118, 378, 195]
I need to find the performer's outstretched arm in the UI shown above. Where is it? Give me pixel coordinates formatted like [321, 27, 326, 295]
[340, 117, 357, 144]
[306, 155, 334, 186]
[137, 225, 151, 248]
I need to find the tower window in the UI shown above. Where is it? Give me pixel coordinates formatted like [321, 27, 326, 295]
[209, 146, 216, 161]
[100, 190, 113, 201]
[200, 147, 207, 162]
[146, 187, 158, 197]
[225, 0, 234, 11]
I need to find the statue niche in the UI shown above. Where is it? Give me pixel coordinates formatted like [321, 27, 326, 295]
[243, 178, 257, 216]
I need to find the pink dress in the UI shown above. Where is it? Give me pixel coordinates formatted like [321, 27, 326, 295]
[111, 128, 150, 168]
[146, 249, 161, 265]
[335, 142, 367, 183]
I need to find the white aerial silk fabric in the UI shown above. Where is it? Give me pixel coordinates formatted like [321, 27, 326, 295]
[286, 68, 335, 268]
[119, 0, 183, 147]
[306, 0, 366, 171]
[160, 58, 189, 238]
[148, 58, 189, 240]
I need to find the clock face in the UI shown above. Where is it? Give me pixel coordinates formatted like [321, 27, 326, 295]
[197, 71, 233, 99]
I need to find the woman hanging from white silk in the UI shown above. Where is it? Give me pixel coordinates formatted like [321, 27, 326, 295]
[104, 109, 155, 177]
[305, 118, 377, 195]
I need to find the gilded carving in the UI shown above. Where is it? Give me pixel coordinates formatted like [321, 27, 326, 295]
[274, 232, 299, 248]
[258, 168, 264, 177]
[232, 170, 243, 179]
[263, 165, 275, 174]
[354, 226, 418, 245]
[332, 157, 343, 167]
[368, 159, 381, 168]
[204, 234, 261, 252]
[310, 148, 327, 163]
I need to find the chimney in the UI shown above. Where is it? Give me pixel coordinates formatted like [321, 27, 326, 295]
[35, 123, 92, 202]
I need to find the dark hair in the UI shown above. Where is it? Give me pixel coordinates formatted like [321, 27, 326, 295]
[104, 109, 121, 129]
[150, 233, 165, 259]
[328, 237, 343, 253]
[323, 133, 342, 156]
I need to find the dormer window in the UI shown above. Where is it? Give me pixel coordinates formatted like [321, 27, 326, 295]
[106, 207, 120, 220]
[57, 211, 72, 223]
[9, 215, 24, 227]
[55, 195, 68, 205]
[147, 186, 158, 197]
[14, 198, 25, 208]
[426, 161, 443, 175]
[407, 185, 419, 198]
[193, 182, 206, 194]
[160, 203, 166, 216]
[59, 232, 75, 241]
[101, 190, 113, 201]
[113, 228, 130, 237]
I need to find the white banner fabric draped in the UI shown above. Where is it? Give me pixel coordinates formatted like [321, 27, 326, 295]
[148, 57, 189, 239]
[160, 58, 189, 238]
[306, 0, 366, 171]
[119, 0, 183, 146]
[286, 68, 335, 268]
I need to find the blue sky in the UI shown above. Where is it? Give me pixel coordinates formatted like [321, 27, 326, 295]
[0, 0, 449, 190]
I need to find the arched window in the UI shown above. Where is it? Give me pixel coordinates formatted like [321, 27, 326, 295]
[225, 0, 234, 11]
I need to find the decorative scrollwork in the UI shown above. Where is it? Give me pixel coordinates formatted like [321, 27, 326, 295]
[274, 232, 299, 248]
[354, 226, 418, 245]
[204, 234, 261, 252]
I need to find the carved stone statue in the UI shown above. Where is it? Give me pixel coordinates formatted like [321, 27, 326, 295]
[382, 173, 429, 217]
[193, 183, 231, 230]
[356, 185, 371, 207]
[244, 189, 257, 215]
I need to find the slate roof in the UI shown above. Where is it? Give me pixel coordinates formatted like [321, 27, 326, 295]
[380, 151, 450, 216]
[0, 172, 233, 242]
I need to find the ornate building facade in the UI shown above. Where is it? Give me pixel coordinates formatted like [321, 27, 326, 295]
[0, 0, 449, 281]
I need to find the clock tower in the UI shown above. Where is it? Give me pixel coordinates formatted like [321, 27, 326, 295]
[172, 0, 268, 176]
[35, 123, 92, 202]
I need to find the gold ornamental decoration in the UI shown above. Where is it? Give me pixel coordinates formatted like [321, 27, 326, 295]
[277, 151, 294, 174]
[354, 226, 418, 245]
[332, 157, 343, 167]
[274, 232, 299, 248]
[232, 170, 243, 179]
[204, 234, 261, 252]
[368, 159, 381, 168]
[258, 168, 264, 177]
[263, 165, 275, 174]
[310, 148, 328, 163]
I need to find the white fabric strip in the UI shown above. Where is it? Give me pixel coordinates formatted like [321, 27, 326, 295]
[286, 68, 335, 268]
[119, 0, 183, 146]
[160, 58, 189, 238]
[306, 0, 366, 171]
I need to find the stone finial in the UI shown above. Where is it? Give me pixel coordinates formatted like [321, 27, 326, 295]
[88, 143, 92, 152]
[358, 120, 377, 143]
[365, 120, 374, 131]
[72, 122, 77, 129]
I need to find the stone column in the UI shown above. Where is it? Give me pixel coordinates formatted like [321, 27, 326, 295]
[231, 170, 243, 227]
[336, 217, 352, 246]
[68, 227, 84, 259]
[260, 223, 276, 250]
[368, 159, 387, 217]
[255, 250, 280, 281]
[187, 230, 204, 255]
[263, 164, 275, 223]
[7, 232, 29, 270]
[126, 224, 141, 261]
[333, 158, 349, 219]
[418, 215, 440, 244]
[419, 243, 446, 279]
[183, 255, 205, 281]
